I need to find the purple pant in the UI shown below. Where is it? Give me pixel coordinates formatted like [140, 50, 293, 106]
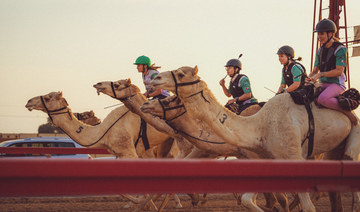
[317, 83, 344, 111]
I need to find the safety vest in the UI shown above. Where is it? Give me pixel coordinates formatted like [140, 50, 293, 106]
[318, 41, 345, 73]
[229, 74, 252, 105]
[282, 62, 307, 87]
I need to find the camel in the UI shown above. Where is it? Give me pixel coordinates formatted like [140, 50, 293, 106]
[93, 80, 199, 159]
[25, 91, 176, 158]
[141, 95, 293, 211]
[25, 92, 189, 211]
[94, 79, 289, 211]
[73, 110, 101, 126]
[150, 66, 360, 212]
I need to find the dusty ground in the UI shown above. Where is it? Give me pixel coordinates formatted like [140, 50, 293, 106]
[0, 192, 356, 212]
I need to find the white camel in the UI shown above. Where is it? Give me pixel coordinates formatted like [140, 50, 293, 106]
[141, 94, 293, 211]
[150, 66, 360, 212]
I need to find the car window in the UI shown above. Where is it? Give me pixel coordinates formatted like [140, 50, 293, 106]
[3, 141, 77, 157]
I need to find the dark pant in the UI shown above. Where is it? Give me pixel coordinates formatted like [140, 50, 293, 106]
[237, 102, 258, 115]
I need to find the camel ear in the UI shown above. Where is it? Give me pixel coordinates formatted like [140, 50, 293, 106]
[89, 110, 94, 116]
[127, 78, 131, 85]
[194, 65, 198, 76]
[57, 91, 63, 99]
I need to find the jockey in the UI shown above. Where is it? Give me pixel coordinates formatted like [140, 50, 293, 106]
[219, 57, 258, 115]
[134, 55, 169, 99]
[276, 45, 307, 94]
[308, 19, 357, 125]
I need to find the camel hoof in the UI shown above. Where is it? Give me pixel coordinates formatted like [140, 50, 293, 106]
[272, 206, 279, 212]
[175, 203, 183, 208]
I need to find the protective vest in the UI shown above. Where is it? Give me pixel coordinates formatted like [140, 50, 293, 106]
[282, 62, 307, 87]
[229, 74, 252, 105]
[318, 41, 345, 73]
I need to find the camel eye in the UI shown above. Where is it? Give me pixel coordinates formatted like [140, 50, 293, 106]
[44, 96, 51, 102]
[177, 73, 185, 79]
[163, 101, 170, 106]
[114, 84, 120, 89]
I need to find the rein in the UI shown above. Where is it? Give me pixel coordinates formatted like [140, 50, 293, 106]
[40, 95, 131, 147]
[170, 71, 209, 103]
[110, 82, 136, 101]
[158, 97, 187, 122]
[157, 97, 225, 145]
[40, 96, 72, 122]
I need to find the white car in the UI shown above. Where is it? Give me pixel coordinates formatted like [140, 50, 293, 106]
[0, 137, 92, 159]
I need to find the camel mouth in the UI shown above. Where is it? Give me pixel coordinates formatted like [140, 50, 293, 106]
[140, 106, 150, 113]
[96, 88, 104, 95]
[26, 106, 34, 111]
[151, 81, 165, 88]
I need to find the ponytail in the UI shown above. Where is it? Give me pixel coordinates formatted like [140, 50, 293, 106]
[294, 57, 302, 62]
[149, 64, 161, 71]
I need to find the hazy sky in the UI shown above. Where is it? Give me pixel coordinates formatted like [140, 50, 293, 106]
[1, 0, 359, 133]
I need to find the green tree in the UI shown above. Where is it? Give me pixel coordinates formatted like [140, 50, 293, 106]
[38, 118, 64, 133]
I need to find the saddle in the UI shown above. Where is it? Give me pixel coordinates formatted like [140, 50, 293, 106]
[289, 84, 315, 158]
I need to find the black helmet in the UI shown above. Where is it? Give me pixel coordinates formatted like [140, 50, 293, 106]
[277, 45, 295, 58]
[225, 59, 242, 70]
[314, 19, 337, 33]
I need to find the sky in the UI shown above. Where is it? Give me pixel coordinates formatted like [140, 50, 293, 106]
[0, 0, 359, 133]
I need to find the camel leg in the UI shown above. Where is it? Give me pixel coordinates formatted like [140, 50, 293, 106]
[241, 193, 263, 212]
[233, 193, 242, 205]
[157, 194, 171, 212]
[329, 192, 344, 212]
[263, 193, 276, 209]
[187, 193, 200, 206]
[201, 193, 208, 205]
[121, 194, 142, 204]
[275, 193, 289, 212]
[172, 194, 183, 208]
[134, 194, 158, 212]
[298, 193, 316, 212]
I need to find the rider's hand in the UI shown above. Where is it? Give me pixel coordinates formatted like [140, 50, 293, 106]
[310, 73, 321, 82]
[219, 78, 225, 86]
[227, 99, 236, 104]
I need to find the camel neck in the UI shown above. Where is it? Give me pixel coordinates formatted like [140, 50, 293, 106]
[121, 93, 179, 137]
[179, 85, 262, 151]
[51, 108, 126, 148]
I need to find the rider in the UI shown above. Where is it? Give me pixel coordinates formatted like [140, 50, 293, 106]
[276, 45, 307, 94]
[134, 55, 169, 99]
[219, 57, 258, 115]
[308, 19, 357, 125]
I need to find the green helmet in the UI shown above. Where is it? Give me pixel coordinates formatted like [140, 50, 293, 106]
[134, 55, 151, 67]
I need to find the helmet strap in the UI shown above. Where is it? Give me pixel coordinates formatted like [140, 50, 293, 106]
[322, 32, 334, 47]
[143, 64, 148, 75]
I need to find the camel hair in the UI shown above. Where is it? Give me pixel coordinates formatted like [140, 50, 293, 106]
[140, 94, 292, 211]
[94, 79, 200, 159]
[150, 66, 360, 212]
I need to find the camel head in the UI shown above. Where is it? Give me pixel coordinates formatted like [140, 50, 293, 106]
[140, 95, 185, 120]
[74, 110, 101, 126]
[93, 79, 140, 99]
[151, 66, 201, 96]
[25, 91, 68, 113]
